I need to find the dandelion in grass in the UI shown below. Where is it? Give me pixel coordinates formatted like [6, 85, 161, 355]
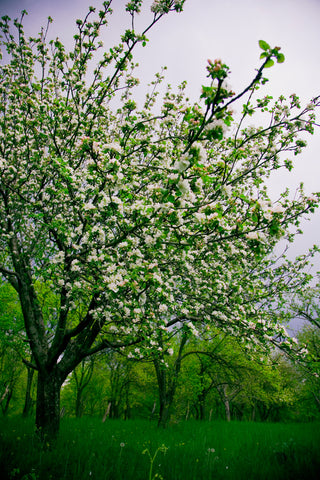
[206, 448, 219, 466]
[119, 442, 126, 462]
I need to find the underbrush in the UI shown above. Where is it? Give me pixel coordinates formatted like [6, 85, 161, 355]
[1, 417, 319, 479]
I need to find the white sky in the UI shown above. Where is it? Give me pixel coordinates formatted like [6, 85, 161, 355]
[1, 0, 320, 262]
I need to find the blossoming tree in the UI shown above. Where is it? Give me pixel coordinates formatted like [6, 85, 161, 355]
[0, 0, 319, 439]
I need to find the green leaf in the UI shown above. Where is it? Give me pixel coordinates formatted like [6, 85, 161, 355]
[239, 194, 251, 204]
[252, 213, 258, 223]
[276, 53, 285, 63]
[260, 52, 268, 59]
[264, 59, 274, 68]
[259, 40, 270, 51]
[201, 174, 213, 185]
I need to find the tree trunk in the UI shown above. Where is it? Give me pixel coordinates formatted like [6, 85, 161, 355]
[102, 402, 111, 422]
[1, 387, 12, 416]
[196, 390, 207, 420]
[154, 334, 188, 428]
[109, 399, 120, 419]
[224, 397, 231, 422]
[251, 403, 256, 421]
[75, 388, 84, 418]
[154, 360, 173, 428]
[22, 364, 35, 417]
[124, 379, 131, 420]
[0, 385, 9, 406]
[218, 385, 231, 422]
[73, 359, 94, 418]
[312, 392, 320, 412]
[35, 369, 62, 441]
[150, 400, 157, 420]
[158, 401, 172, 428]
[185, 401, 190, 421]
[199, 398, 206, 420]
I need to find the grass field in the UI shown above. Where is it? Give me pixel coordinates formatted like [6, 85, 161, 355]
[0, 417, 319, 479]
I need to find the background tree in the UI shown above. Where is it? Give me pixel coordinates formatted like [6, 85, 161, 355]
[296, 326, 320, 418]
[0, 0, 319, 440]
[287, 280, 320, 415]
[61, 354, 107, 417]
[72, 357, 95, 418]
[0, 282, 34, 416]
[151, 331, 188, 427]
[102, 349, 134, 420]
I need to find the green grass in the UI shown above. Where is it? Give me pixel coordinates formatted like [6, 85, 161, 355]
[1, 417, 319, 479]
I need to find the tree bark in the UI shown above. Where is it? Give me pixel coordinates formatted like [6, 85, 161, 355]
[218, 384, 231, 422]
[224, 396, 231, 422]
[35, 368, 62, 441]
[158, 401, 172, 428]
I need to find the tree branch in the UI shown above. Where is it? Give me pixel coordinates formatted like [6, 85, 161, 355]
[0, 264, 19, 291]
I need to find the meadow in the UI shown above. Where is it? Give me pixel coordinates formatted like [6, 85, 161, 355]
[0, 417, 319, 480]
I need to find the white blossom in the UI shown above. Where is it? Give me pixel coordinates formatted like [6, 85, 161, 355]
[104, 142, 122, 153]
[51, 251, 65, 264]
[223, 185, 232, 197]
[139, 292, 147, 305]
[92, 141, 100, 153]
[151, 0, 169, 14]
[145, 235, 154, 245]
[108, 282, 119, 293]
[194, 142, 207, 163]
[83, 202, 95, 211]
[271, 204, 285, 214]
[246, 232, 259, 240]
[173, 155, 190, 172]
[159, 304, 168, 313]
[71, 260, 81, 272]
[204, 118, 229, 135]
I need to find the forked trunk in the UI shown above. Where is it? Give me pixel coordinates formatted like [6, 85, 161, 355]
[35, 369, 62, 441]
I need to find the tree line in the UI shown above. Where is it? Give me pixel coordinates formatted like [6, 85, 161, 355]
[1, 280, 319, 427]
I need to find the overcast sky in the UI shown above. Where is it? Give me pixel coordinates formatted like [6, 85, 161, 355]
[1, 0, 320, 262]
